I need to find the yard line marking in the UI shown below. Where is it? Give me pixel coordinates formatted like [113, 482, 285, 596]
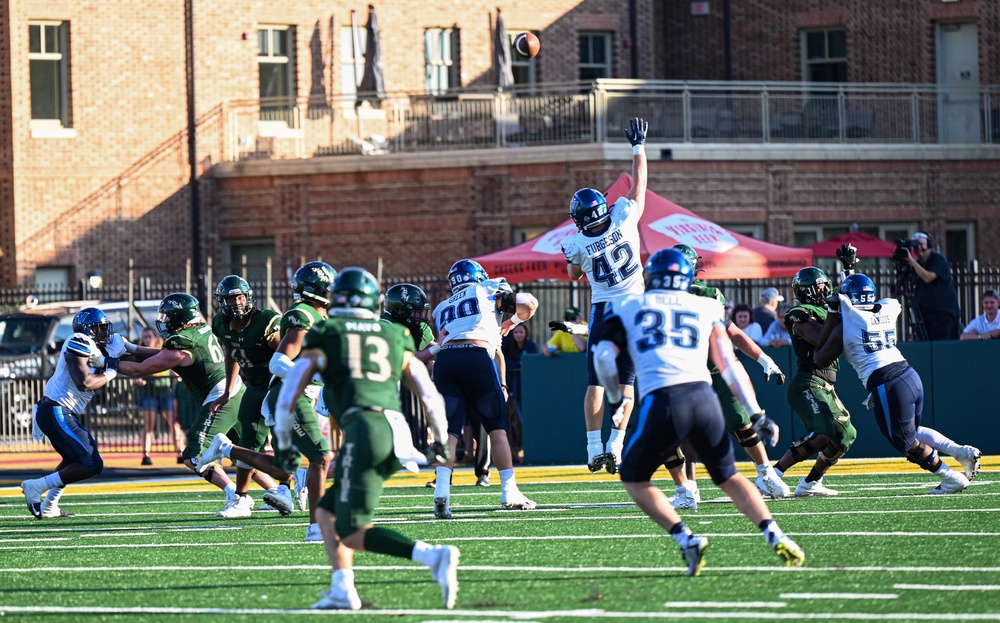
[0, 537, 71, 543]
[894, 584, 1000, 591]
[664, 602, 787, 608]
[780, 593, 898, 599]
[80, 532, 156, 538]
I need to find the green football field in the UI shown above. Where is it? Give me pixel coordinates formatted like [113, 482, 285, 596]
[1, 462, 998, 622]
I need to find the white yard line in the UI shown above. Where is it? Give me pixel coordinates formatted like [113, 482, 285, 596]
[780, 593, 898, 599]
[664, 602, 787, 608]
[894, 584, 1000, 591]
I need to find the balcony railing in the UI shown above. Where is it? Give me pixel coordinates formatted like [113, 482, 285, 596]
[220, 80, 1000, 161]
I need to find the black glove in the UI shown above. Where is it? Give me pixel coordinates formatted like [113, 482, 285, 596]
[273, 445, 300, 474]
[825, 294, 841, 312]
[836, 244, 858, 270]
[549, 320, 569, 332]
[425, 441, 450, 464]
[624, 117, 648, 146]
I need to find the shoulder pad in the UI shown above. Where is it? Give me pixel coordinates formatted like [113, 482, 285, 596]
[66, 334, 95, 357]
[164, 334, 194, 351]
[785, 307, 816, 325]
[283, 307, 314, 330]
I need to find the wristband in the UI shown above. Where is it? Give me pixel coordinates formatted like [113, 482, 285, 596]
[428, 344, 442, 356]
[509, 314, 525, 326]
[103, 369, 118, 382]
[633, 145, 644, 156]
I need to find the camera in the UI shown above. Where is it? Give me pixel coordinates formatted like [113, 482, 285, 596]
[893, 238, 913, 262]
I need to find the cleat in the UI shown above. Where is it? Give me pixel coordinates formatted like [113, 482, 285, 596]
[294, 467, 309, 511]
[217, 493, 254, 518]
[141, 456, 153, 466]
[928, 469, 970, 495]
[670, 486, 698, 511]
[604, 442, 623, 475]
[20, 479, 46, 519]
[433, 497, 452, 519]
[195, 433, 231, 474]
[500, 491, 537, 510]
[425, 479, 437, 488]
[305, 523, 323, 542]
[428, 545, 460, 609]
[955, 446, 981, 481]
[311, 586, 362, 610]
[794, 478, 839, 497]
[586, 442, 606, 473]
[681, 536, 708, 577]
[756, 468, 790, 499]
[475, 473, 490, 487]
[263, 485, 295, 516]
[774, 536, 806, 567]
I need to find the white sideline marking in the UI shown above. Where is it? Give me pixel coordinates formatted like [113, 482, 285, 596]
[664, 602, 787, 608]
[894, 584, 1000, 591]
[0, 605, 998, 620]
[780, 593, 898, 600]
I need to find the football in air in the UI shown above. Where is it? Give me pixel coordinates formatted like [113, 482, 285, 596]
[514, 32, 540, 58]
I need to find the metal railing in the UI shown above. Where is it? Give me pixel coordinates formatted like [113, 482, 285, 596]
[219, 80, 1000, 160]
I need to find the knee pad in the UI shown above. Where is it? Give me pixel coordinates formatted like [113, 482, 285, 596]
[202, 470, 216, 483]
[663, 453, 685, 471]
[906, 442, 939, 471]
[789, 435, 818, 461]
[735, 426, 760, 448]
[818, 443, 849, 467]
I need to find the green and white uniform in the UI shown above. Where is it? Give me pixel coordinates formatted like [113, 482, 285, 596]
[212, 308, 280, 452]
[166, 323, 246, 460]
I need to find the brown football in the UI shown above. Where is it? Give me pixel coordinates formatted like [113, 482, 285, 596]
[514, 32, 540, 58]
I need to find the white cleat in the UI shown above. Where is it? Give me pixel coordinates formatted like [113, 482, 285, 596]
[928, 469, 970, 495]
[670, 486, 698, 511]
[217, 493, 254, 518]
[794, 477, 839, 497]
[954, 446, 981, 481]
[195, 433, 232, 474]
[263, 485, 295, 516]
[294, 467, 309, 511]
[428, 545, 460, 609]
[756, 468, 791, 499]
[311, 586, 362, 610]
[20, 478, 46, 519]
[681, 536, 708, 576]
[586, 442, 606, 473]
[500, 491, 537, 510]
[305, 523, 323, 542]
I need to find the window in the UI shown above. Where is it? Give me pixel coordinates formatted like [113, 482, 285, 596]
[578, 32, 612, 81]
[510, 31, 537, 87]
[226, 240, 275, 283]
[339, 27, 366, 106]
[258, 26, 295, 122]
[793, 224, 913, 249]
[726, 224, 764, 239]
[29, 21, 70, 127]
[802, 30, 847, 82]
[425, 28, 460, 94]
[945, 223, 975, 265]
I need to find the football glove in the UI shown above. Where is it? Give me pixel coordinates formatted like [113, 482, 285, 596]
[609, 396, 632, 428]
[105, 333, 136, 358]
[548, 320, 586, 335]
[624, 117, 649, 146]
[836, 243, 858, 271]
[750, 411, 780, 447]
[273, 446, 300, 474]
[756, 353, 785, 385]
[424, 441, 450, 464]
[273, 407, 295, 451]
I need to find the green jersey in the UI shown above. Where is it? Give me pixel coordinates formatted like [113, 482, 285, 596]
[785, 303, 839, 373]
[280, 302, 324, 337]
[304, 316, 415, 422]
[691, 278, 729, 374]
[212, 309, 280, 390]
[163, 323, 227, 404]
[379, 312, 434, 350]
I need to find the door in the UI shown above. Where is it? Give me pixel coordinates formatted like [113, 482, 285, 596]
[936, 23, 979, 144]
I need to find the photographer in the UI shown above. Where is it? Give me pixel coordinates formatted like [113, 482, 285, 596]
[899, 232, 962, 341]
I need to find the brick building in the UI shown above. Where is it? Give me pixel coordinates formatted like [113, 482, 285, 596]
[1, 0, 998, 291]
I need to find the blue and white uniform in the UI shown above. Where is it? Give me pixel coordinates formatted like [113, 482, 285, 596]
[432, 280, 510, 436]
[561, 197, 643, 386]
[601, 290, 736, 484]
[35, 334, 105, 473]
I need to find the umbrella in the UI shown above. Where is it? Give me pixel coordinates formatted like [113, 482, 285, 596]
[494, 9, 514, 89]
[357, 5, 386, 105]
[805, 231, 898, 259]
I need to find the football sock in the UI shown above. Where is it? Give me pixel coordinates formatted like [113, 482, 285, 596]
[755, 463, 770, 475]
[499, 468, 516, 492]
[44, 472, 64, 490]
[42, 487, 64, 508]
[933, 463, 954, 475]
[773, 465, 785, 478]
[669, 522, 693, 548]
[363, 526, 415, 559]
[434, 467, 452, 499]
[220, 444, 232, 458]
[915, 427, 961, 456]
[759, 519, 786, 547]
[608, 428, 625, 446]
[223, 483, 237, 496]
[411, 541, 438, 566]
[331, 568, 354, 590]
[586, 430, 602, 445]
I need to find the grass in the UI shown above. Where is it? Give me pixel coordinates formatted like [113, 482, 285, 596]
[1, 462, 998, 622]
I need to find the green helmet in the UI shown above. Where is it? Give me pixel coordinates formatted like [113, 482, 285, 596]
[214, 275, 254, 319]
[327, 267, 381, 314]
[671, 244, 703, 274]
[383, 283, 429, 330]
[157, 293, 204, 334]
[792, 266, 832, 306]
[293, 262, 337, 305]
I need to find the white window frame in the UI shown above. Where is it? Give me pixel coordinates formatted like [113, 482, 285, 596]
[579, 32, 612, 81]
[257, 25, 297, 131]
[425, 28, 460, 95]
[28, 20, 74, 136]
[800, 29, 847, 83]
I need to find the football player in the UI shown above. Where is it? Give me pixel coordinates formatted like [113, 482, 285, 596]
[770, 267, 856, 496]
[117, 293, 246, 512]
[561, 117, 648, 475]
[660, 244, 788, 510]
[273, 267, 459, 610]
[430, 259, 538, 518]
[593, 248, 805, 576]
[814, 274, 980, 492]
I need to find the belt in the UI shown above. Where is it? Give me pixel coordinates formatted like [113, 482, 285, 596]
[441, 343, 483, 350]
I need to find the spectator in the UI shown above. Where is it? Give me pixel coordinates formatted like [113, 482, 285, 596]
[960, 288, 1000, 341]
[903, 232, 962, 340]
[753, 288, 785, 335]
[137, 327, 185, 466]
[543, 306, 587, 356]
[730, 303, 763, 344]
[758, 304, 792, 348]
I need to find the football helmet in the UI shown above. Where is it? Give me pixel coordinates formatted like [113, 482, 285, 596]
[792, 267, 832, 306]
[644, 248, 694, 292]
[214, 275, 254, 319]
[841, 273, 878, 310]
[293, 262, 337, 305]
[384, 283, 430, 330]
[671, 243, 703, 274]
[328, 267, 381, 313]
[569, 188, 610, 230]
[448, 260, 488, 293]
[156, 293, 204, 335]
[72, 308, 114, 345]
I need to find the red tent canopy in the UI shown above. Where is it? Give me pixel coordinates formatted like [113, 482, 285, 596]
[474, 173, 813, 282]
[805, 231, 898, 259]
